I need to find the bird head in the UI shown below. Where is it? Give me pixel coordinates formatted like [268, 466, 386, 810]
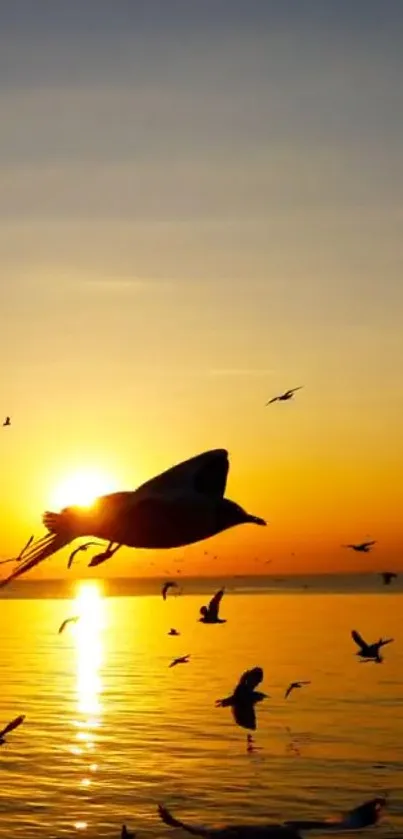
[199, 606, 208, 620]
[216, 499, 266, 534]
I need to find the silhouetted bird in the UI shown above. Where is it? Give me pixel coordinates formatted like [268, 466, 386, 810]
[158, 804, 301, 839]
[199, 589, 226, 624]
[168, 628, 180, 636]
[381, 571, 397, 586]
[162, 581, 178, 600]
[0, 449, 266, 586]
[67, 541, 102, 569]
[351, 629, 393, 663]
[58, 616, 79, 635]
[169, 654, 190, 668]
[2, 416, 11, 427]
[121, 826, 135, 839]
[285, 681, 311, 700]
[0, 714, 25, 745]
[285, 797, 386, 832]
[342, 541, 376, 553]
[266, 387, 303, 406]
[216, 667, 268, 731]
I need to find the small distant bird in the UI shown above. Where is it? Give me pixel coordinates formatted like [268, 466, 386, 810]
[285, 681, 311, 700]
[2, 416, 11, 427]
[168, 628, 180, 636]
[380, 571, 397, 586]
[169, 654, 190, 668]
[88, 541, 121, 567]
[342, 541, 376, 553]
[266, 387, 303, 406]
[58, 616, 79, 635]
[0, 449, 266, 587]
[158, 804, 301, 838]
[199, 588, 226, 624]
[0, 714, 25, 745]
[162, 581, 178, 600]
[67, 541, 102, 570]
[121, 826, 135, 839]
[216, 667, 268, 731]
[351, 629, 393, 663]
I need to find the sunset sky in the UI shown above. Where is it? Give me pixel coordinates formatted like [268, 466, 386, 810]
[1, 1, 402, 578]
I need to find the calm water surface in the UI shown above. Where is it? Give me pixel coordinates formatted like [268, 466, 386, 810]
[0, 586, 401, 838]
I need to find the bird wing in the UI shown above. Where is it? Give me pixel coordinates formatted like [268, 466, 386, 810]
[157, 806, 208, 837]
[351, 630, 367, 650]
[58, 619, 70, 634]
[266, 396, 279, 405]
[0, 714, 25, 738]
[363, 541, 376, 548]
[207, 588, 224, 619]
[289, 387, 303, 395]
[237, 667, 264, 692]
[285, 684, 294, 699]
[134, 450, 230, 501]
[232, 702, 256, 731]
[0, 534, 73, 588]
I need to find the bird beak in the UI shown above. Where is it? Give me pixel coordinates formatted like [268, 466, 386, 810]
[247, 515, 267, 527]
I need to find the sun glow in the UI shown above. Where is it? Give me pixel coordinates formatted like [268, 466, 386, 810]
[50, 469, 118, 510]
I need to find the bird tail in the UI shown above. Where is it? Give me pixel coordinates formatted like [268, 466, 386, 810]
[157, 806, 207, 836]
[0, 531, 73, 588]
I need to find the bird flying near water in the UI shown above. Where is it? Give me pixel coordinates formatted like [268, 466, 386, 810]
[2, 416, 11, 427]
[67, 541, 102, 569]
[169, 654, 190, 668]
[285, 797, 386, 832]
[199, 589, 226, 624]
[284, 681, 311, 700]
[0, 450, 266, 586]
[0, 714, 25, 745]
[380, 571, 397, 586]
[266, 387, 303, 405]
[162, 581, 178, 600]
[58, 616, 79, 635]
[351, 629, 393, 663]
[216, 667, 268, 731]
[342, 541, 376, 553]
[168, 628, 180, 636]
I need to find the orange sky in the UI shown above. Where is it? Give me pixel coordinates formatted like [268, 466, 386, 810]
[1, 3, 403, 579]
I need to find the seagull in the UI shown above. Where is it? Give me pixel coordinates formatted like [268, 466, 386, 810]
[162, 580, 178, 600]
[199, 588, 226, 624]
[168, 628, 180, 636]
[169, 654, 190, 668]
[2, 416, 11, 427]
[158, 805, 301, 838]
[216, 667, 268, 731]
[58, 616, 79, 635]
[87, 541, 121, 567]
[121, 827, 135, 839]
[266, 387, 303, 406]
[351, 629, 393, 663]
[0, 449, 266, 586]
[285, 797, 386, 832]
[0, 714, 25, 745]
[285, 681, 311, 700]
[380, 571, 397, 586]
[157, 797, 386, 839]
[342, 541, 376, 553]
[67, 541, 103, 569]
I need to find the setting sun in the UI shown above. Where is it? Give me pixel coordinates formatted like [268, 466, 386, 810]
[50, 469, 118, 510]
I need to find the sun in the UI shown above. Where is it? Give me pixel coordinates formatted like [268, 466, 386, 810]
[50, 468, 118, 510]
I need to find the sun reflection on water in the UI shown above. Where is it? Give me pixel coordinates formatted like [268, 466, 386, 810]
[72, 581, 105, 830]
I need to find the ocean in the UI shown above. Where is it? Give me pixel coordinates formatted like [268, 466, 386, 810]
[0, 581, 401, 837]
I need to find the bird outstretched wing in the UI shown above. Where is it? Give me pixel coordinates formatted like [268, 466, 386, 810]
[232, 703, 256, 731]
[157, 805, 208, 837]
[0, 534, 72, 588]
[237, 666, 264, 692]
[134, 449, 229, 500]
[207, 588, 224, 619]
[0, 714, 25, 738]
[351, 630, 367, 650]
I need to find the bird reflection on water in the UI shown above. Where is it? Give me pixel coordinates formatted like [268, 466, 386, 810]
[71, 582, 104, 819]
